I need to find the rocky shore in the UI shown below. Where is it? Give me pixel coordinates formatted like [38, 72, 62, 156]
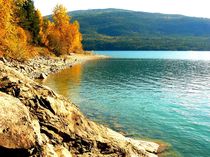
[1, 54, 108, 79]
[0, 55, 161, 157]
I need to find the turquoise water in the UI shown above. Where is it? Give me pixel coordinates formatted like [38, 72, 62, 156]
[43, 51, 210, 157]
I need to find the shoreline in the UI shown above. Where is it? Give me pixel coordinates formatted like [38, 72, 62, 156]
[0, 54, 165, 156]
[1, 53, 109, 80]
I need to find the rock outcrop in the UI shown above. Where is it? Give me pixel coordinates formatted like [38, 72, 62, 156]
[2, 56, 77, 79]
[0, 61, 160, 157]
[0, 92, 36, 149]
[2, 54, 109, 80]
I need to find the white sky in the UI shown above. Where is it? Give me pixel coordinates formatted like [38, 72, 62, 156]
[33, 0, 210, 18]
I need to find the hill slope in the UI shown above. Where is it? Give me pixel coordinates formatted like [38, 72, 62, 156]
[70, 9, 210, 50]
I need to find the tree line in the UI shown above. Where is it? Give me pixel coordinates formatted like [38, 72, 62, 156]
[0, 0, 83, 60]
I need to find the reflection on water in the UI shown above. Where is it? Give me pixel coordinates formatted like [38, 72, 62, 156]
[43, 54, 210, 157]
[43, 63, 83, 97]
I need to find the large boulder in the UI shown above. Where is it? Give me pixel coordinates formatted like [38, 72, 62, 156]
[0, 92, 36, 149]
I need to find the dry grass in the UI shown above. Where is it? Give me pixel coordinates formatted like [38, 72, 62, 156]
[33, 47, 55, 57]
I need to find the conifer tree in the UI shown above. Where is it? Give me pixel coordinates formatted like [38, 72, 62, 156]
[17, 0, 40, 44]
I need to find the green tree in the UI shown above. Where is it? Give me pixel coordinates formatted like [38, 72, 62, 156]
[17, 0, 40, 44]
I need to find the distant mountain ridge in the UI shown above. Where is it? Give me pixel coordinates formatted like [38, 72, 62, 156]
[67, 9, 210, 50]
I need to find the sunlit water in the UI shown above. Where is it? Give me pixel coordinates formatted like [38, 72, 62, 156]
[42, 51, 210, 157]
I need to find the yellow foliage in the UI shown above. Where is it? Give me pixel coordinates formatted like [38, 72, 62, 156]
[0, 0, 15, 57]
[0, 0, 13, 30]
[53, 4, 70, 27]
[71, 21, 83, 53]
[44, 4, 83, 55]
[5, 27, 34, 60]
[41, 20, 51, 46]
[36, 9, 46, 44]
[0, 1, 84, 60]
[17, 27, 27, 44]
[47, 28, 62, 55]
[0, 0, 37, 60]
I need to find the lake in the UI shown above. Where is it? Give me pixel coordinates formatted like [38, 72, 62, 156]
[43, 51, 210, 157]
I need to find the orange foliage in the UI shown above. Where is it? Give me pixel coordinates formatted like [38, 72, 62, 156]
[0, 1, 84, 60]
[0, 50, 3, 57]
[71, 21, 83, 53]
[0, 0, 13, 56]
[0, 0, 13, 30]
[0, 0, 38, 60]
[47, 27, 62, 55]
[44, 4, 83, 55]
[53, 4, 70, 27]
[17, 27, 27, 43]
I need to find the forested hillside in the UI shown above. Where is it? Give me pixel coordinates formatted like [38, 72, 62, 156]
[70, 9, 210, 50]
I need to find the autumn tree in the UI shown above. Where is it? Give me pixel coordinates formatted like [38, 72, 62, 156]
[0, 0, 24, 58]
[0, 0, 14, 44]
[0, 0, 12, 55]
[45, 4, 83, 55]
[71, 21, 83, 52]
[53, 4, 70, 28]
[0, 0, 38, 60]
[0, 1, 83, 59]
[35, 9, 46, 45]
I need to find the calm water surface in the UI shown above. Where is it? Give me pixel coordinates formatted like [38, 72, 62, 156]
[43, 51, 210, 157]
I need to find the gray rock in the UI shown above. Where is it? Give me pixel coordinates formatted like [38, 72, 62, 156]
[19, 65, 25, 70]
[0, 57, 7, 63]
[0, 92, 36, 149]
[39, 73, 47, 79]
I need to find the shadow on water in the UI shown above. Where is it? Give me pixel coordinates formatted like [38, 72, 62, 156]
[42, 63, 84, 98]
